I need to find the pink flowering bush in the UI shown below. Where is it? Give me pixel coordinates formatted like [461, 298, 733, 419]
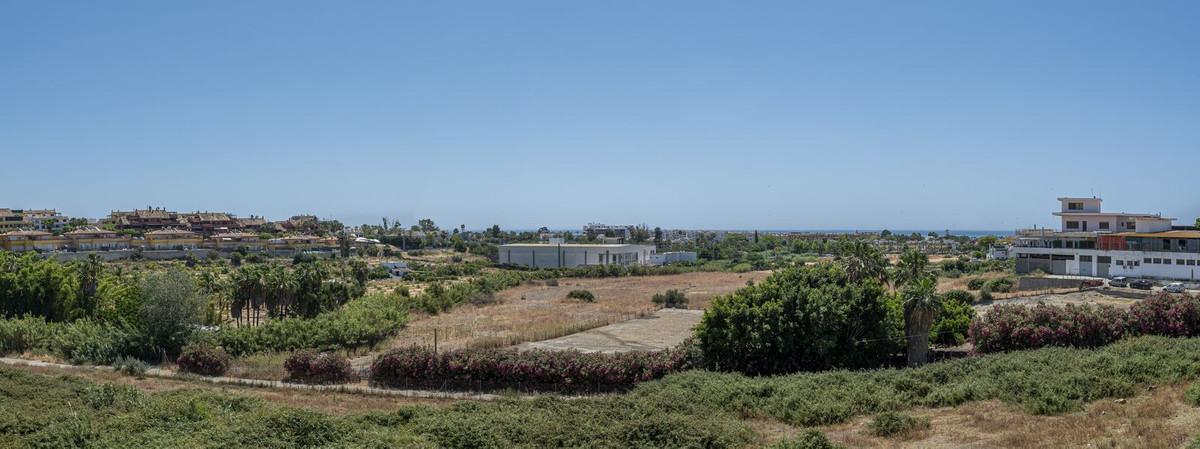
[971, 293, 1200, 353]
[284, 349, 356, 384]
[369, 343, 692, 392]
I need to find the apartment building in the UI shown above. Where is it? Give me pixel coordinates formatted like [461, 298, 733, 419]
[107, 208, 181, 232]
[0, 230, 66, 252]
[179, 212, 237, 235]
[1012, 197, 1199, 281]
[0, 209, 69, 232]
[144, 228, 202, 250]
[499, 243, 656, 268]
[63, 227, 131, 251]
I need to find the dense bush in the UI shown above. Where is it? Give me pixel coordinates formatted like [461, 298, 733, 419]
[696, 263, 897, 375]
[768, 431, 846, 449]
[970, 303, 1128, 353]
[284, 350, 355, 384]
[112, 356, 148, 376]
[652, 289, 689, 309]
[984, 277, 1014, 293]
[971, 294, 1200, 353]
[175, 343, 230, 376]
[370, 344, 690, 392]
[566, 289, 595, 302]
[1187, 382, 1200, 407]
[967, 278, 986, 291]
[931, 290, 976, 346]
[635, 336, 1200, 425]
[0, 316, 141, 364]
[217, 293, 407, 356]
[868, 411, 929, 437]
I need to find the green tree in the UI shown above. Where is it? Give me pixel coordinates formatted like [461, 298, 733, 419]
[75, 254, 104, 320]
[138, 268, 205, 356]
[840, 240, 889, 286]
[696, 263, 896, 375]
[902, 276, 942, 366]
[893, 249, 929, 287]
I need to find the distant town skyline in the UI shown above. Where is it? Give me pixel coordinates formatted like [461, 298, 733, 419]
[3, 2, 1198, 230]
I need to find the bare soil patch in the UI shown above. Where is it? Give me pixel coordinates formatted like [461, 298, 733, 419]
[973, 289, 1142, 314]
[366, 271, 768, 355]
[514, 308, 702, 353]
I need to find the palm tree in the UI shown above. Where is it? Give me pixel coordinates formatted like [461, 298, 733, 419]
[902, 276, 942, 366]
[894, 249, 930, 287]
[840, 240, 889, 286]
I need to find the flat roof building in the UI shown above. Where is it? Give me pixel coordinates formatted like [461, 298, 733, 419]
[1013, 197, 1200, 281]
[499, 243, 656, 269]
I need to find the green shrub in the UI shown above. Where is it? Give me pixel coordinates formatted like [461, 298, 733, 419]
[566, 290, 595, 302]
[931, 290, 976, 346]
[979, 288, 994, 302]
[0, 316, 141, 364]
[652, 289, 689, 309]
[768, 430, 845, 449]
[217, 293, 407, 356]
[112, 356, 148, 376]
[984, 277, 1014, 293]
[696, 263, 897, 375]
[1186, 382, 1200, 407]
[967, 278, 986, 291]
[176, 343, 230, 376]
[868, 411, 929, 437]
[284, 350, 356, 384]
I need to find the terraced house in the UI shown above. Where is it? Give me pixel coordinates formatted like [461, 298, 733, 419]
[1013, 197, 1200, 281]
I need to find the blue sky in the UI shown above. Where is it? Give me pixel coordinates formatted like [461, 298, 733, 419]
[2, 1, 1198, 231]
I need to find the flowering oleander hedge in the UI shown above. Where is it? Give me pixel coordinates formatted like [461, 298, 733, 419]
[970, 293, 1200, 353]
[369, 344, 692, 392]
[283, 350, 356, 384]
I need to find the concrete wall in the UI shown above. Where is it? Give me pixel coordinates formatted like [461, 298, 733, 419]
[1014, 247, 1200, 281]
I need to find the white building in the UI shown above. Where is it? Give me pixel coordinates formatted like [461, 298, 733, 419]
[1013, 197, 1200, 281]
[499, 243, 656, 268]
[649, 251, 699, 266]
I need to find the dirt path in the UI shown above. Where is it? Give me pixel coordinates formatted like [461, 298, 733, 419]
[972, 288, 1145, 314]
[514, 308, 701, 353]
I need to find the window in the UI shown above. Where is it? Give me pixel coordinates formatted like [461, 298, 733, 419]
[1189, 260, 1197, 266]
[1177, 259, 1186, 265]
[1153, 258, 1162, 264]
[1099, 222, 1110, 230]
[1145, 258, 1153, 264]
[1117, 260, 1125, 266]
[1068, 202, 1083, 210]
[1163, 239, 1172, 250]
[1066, 221, 1080, 229]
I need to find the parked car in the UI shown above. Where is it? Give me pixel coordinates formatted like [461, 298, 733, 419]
[1081, 279, 1105, 288]
[1164, 282, 1188, 293]
[1109, 276, 1129, 288]
[1130, 279, 1154, 290]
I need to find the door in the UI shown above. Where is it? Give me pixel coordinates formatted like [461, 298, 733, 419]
[1097, 256, 1111, 278]
[1079, 255, 1093, 276]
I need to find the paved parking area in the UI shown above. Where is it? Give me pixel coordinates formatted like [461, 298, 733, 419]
[514, 308, 703, 353]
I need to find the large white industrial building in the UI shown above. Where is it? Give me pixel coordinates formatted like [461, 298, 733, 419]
[498, 243, 657, 268]
[1012, 197, 1200, 281]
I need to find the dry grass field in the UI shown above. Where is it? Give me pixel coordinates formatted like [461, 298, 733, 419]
[363, 270, 770, 354]
[814, 383, 1198, 449]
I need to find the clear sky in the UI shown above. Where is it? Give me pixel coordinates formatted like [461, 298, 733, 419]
[3, 1, 1198, 231]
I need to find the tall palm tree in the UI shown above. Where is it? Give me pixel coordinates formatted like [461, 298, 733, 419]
[894, 249, 930, 288]
[902, 276, 942, 366]
[840, 240, 889, 286]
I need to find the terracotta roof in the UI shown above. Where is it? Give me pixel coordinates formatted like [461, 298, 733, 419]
[2, 230, 52, 237]
[145, 228, 198, 236]
[212, 232, 258, 239]
[64, 226, 118, 236]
